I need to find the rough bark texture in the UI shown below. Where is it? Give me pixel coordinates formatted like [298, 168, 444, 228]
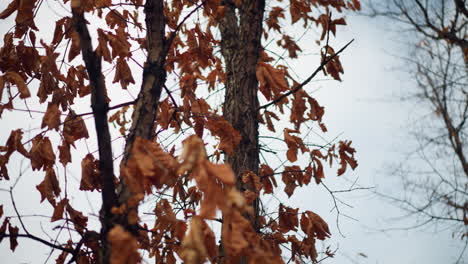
[116, 0, 168, 235]
[72, 9, 117, 264]
[122, 0, 167, 163]
[219, 0, 265, 262]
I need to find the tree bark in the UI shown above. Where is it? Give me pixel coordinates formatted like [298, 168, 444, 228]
[72, 9, 117, 264]
[116, 0, 168, 235]
[219, 0, 265, 262]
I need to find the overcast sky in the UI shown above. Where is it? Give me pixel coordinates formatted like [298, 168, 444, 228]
[0, 2, 466, 264]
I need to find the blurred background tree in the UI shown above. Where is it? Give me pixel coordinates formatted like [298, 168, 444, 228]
[367, 0, 467, 255]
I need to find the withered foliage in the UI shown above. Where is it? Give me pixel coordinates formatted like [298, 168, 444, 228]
[0, 0, 360, 263]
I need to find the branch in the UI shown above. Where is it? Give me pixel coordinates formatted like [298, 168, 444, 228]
[166, 1, 206, 49]
[71, 7, 117, 263]
[2, 233, 74, 253]
[258, 39, 354, 110]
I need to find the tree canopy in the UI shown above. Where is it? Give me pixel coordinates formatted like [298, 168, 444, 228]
[0, 0, 360, 263]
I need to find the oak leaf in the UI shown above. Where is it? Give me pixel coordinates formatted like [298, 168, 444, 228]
[279, 204, 299, 232]
[80, 153, 101, 191]
[0, 218, 8, 243]
[284, 129, 309, 162]
[0, 0, 19, 19]
[113, 57, 135, 89]
[67, 204, 88, 233]
[68, 31, 81, 62]
[29, 135, 56, 171]
[204, 160, 235, 185]
[179, 216, 216, 264]
[36, 167, 60, 206]
[96, 29, 112, 62]
[8, 223, 18, 251]
[58, 142, 71, 166]
[205, 118, 241, 155]
[259, 164, 277, 194]
[108, 225, 141, 264]
[4, 71, 30, 98]
[63, 111, 89, 146]
[300, 211, 331, 240]
[337, 140, 357, 176]
[41, 103, 61, 130]
[51, 198, 68, 222]
[266, 7, 285, 33]
[105, 10, 126, 29]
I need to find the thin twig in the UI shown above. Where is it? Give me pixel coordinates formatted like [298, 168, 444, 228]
[259, 39, 354, 110]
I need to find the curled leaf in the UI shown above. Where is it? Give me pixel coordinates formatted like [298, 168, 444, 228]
[108, 225, 141, 264]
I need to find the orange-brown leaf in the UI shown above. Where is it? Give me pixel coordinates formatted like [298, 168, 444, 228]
[0, 218, 8, 243]
[15, 0, 37, 31]
[301, 211, 331, 240]
[80, 154, 101, 191]
[206, 118, 241, 155]
[58, 142, 71, 166]
[179, 216, 215, 264]
[0, 0, 18, 19]
[284, 129, 309, 162]
[36, 167, 60, 206]
[259, 164, 277, 194]
[96, 29, 112, 62]
[41, 103, 61, 130]
[8, 223, 18, 251]
[108, 225, 141, 264]
[124, 137, 179, 194]
[29, 135, 56, 171]
[105, 10, 127, 29]
[204, 160, 235, 185]
[5, 71, 30, 98]
[67, 204, 88, 233]
[63, 112, 89, 146]
[279, 204, 299, 232]
[113, 57, 135, 89]
[337, 140, 358, 176]
[51, 198, 68, 222]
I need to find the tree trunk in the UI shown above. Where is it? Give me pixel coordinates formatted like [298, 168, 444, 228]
[219, 0, 265, 262]
[117, 0, 168, 235]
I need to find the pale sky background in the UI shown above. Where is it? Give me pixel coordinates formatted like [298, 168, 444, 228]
[0, 1, 466, 264]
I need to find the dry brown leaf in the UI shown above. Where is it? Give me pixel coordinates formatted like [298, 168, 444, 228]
[51, 198, 68, 222]
[67, 204, 88, 233]
[204, 160, 235, 185]
[108, 225, 141, 264]
[58, 142, 71, 166]
[68, 31, 81, 62]
[337, 140, 358, 176]
[0, 218, 8, 243]
[96, 29, 112, 62]
[205, 118, 241, 155]
[0, 0, 19, 19]
[80, 153, 101, 191]
[113, 57, 135, 89]
[63, 111, 89, 146]
[300, 211, 331, 240]
[4, 71, 30, 98]
[41, 103, 61, 130]
[8, 223, 18, 251]
[179, 216, 216, 264]
[36, 167, 60, 206]
[29, 135, 56, 171]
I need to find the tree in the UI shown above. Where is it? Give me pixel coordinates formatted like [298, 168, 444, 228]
[367, 0, 467, 248]
[0, 0, 360, 263]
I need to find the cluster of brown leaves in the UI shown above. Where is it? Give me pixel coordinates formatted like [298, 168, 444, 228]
[0, 0, 361, 263]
